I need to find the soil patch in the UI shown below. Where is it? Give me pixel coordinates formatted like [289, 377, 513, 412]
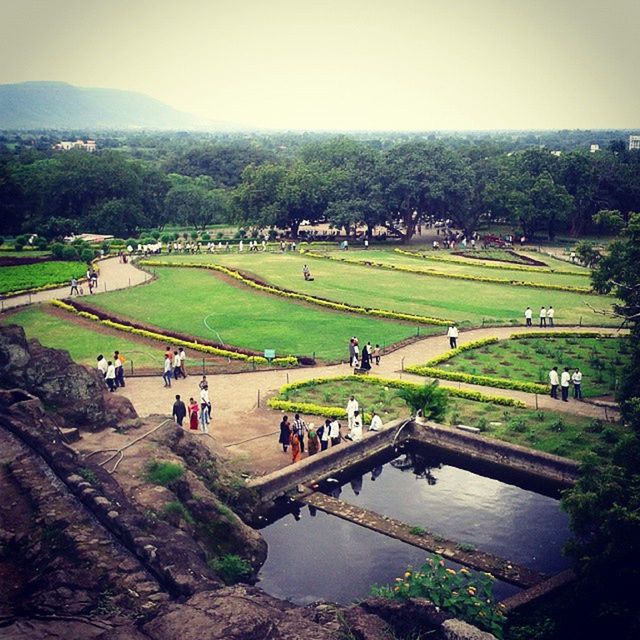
[451, 250, 548, 267]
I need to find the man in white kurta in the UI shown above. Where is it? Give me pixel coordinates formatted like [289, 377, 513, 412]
[351, 411, 363, 442]
[346, 395, 359, 434]
[369, 411, 383, 431]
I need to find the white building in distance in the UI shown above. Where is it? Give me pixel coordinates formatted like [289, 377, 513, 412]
[590, 144, 600, 153]
[52, 139, 97, 152]
[629, 135, 640, 151]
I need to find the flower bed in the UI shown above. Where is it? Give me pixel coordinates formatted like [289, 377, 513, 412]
[50, 299, 298, 366]
[267, 374, 526, 419]
[422, 337, 500, 366]
[140, 260, 451, 326]
[300, 249, 592, 293]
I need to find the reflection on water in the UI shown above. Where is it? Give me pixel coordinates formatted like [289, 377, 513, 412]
[332, 452, 571, 575]
[257, 507, 520, 605]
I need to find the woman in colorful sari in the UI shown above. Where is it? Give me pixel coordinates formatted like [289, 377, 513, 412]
[188, 397, 199, 431]
[290, 431, 301, 463]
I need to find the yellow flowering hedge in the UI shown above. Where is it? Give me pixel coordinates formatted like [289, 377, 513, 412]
[302, 249, 592, 293]
[393, 247, 587, 276]
[49, 299, 298, 366]
[422, 337, 500, 366]
[140, 260, 451, 326]
[405, 364, 547, 394]
[270, 374, 526, 414]
[510, 331, 614, 340]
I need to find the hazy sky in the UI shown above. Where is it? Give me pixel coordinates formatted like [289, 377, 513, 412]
[1, 0, 639, 130]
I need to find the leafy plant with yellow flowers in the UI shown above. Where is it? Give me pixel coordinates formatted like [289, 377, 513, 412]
[370, 555, 506, 638]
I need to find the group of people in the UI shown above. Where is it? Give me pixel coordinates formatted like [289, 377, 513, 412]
[524, 306, 556, 327]
[162, 346, 187, 387]
[96, 351, 125, 392]
[171, 375, 212, 433]
[549, 367, 584, 401]
[278, 398, 384, 464]
[348, 337, 382, 370]
[69, 268, 98, 296]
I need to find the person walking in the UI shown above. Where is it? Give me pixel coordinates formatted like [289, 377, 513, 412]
[199, 384, 211, 433]
[172, 395, 187, 426]
[162, 355, 172, 387]
[447, 324, 459, 349]
[369, 411, 383, 431]
[539, 306, 547, 328]
[547, 306, 555, 327]
[346, 395, 359, 435]
[329, 419, 341, 446]
[348, 338, 355, 367]
[290, 430, 301, 463]
[279, 415, 291, 453]
[188, 397, 199, 430]
[352, 340, 360, 368]
[178, 347, 187, 378]
[318, 420, 330, 451]
[572, 368, 583, 399]
[549, 366, 559, 399]
[373, 344, 381, 366]
[307, 426, 320, 456]
[561, 367, 571, 402]
[105, 361, 116, 392]
[198, 375, 208, 390]
[172, 351, 181, 380]
[292, 413, 307, 454]
[524, 307, 532, 326]
[70, 278, 79, 296]
[114, 351, 125, 388]
[361, 342, 372, 371]
[96, 354, 108, 379]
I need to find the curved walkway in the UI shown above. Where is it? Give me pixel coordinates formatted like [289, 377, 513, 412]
[1, 256, 151, 311]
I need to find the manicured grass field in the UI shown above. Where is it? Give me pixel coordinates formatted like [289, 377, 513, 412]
[439, 336, 629, 397]
[321, 248, 591, 287]
[85, 267, 425, 360]
[2, 307, 165, 368]
[276, 378, 625, 461]
[145, 251, 616, 327]
[0, 261, 86, 294]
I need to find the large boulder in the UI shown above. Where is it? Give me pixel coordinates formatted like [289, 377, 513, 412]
[0, 325, 137, 430]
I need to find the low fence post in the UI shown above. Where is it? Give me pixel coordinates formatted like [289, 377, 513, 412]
[401, 357, 405, 371]
[202, 357, 205, 375]
[579, 316, 582, 327]
[130, 360, 134, 376]
[257, 390, 260, 408]
[535, 394, 538, 410]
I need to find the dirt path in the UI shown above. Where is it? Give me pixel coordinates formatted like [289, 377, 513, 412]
[113, 324, 622, 476]
[1, 255, 151, 311]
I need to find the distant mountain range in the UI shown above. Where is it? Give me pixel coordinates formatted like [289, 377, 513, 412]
[0, 81, 233, 130]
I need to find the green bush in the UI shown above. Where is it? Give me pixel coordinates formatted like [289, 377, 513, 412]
[151, 230, 161, 240]
[370, 555, 505, 638]
[50, 242, 65, 259]
[80, 248, 94, 262]
[161, 500, 194, 524]
[208, 554, 251, 585]
[396, 380, 449, 420]
[145, 460, 184, 486]
[408, 526, 426, 536]
[61, 245, 80, 260]
[160, 233, 173, 243]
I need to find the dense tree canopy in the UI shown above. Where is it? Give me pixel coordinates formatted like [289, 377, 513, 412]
[1, 133, 639, 240]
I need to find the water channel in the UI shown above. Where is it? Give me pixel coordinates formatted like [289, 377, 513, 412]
[257, 444, 570, 605]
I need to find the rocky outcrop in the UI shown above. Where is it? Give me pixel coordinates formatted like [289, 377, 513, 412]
[0, 325, 137, 430]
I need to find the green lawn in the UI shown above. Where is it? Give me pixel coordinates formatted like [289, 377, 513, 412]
[277, 377, 625, 461]
[320, 248, 592, 287]
[2, 307, 165, 369]
[84, 267, 425, 360]
[0, 261, 86, 294]
[144, 252, 616, 327]
[439, 336, 629, 397]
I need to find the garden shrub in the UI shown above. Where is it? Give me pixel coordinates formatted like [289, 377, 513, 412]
[145, 460, 184, 486]
[208, 554, 251, 585]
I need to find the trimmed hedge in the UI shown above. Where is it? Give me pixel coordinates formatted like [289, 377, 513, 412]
[405, 364, 548, 394]
[301, 249, 593, 293]
[423, 337, 500, 366]
[270, 374, 526, 417]
[393, 248, 587, 276]
[510, 331, 616, 340]
[49, 299, 298, 366]
[140, 260, 451, 326]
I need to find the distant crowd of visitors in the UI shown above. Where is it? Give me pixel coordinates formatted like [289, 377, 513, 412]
[96, 351, 125, 392]
[348, 337, 382, 371]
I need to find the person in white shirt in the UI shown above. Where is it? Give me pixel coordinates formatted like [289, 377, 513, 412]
[549, 366, 559, 399]
[346, 396, 359, 433]
[178, 347, 187, 378]
[572, 368, 583, 399]
[447, 324, 459, 349]
[539, 307, 547, 328]
[560, 367, 571, 402]
[329, 420, 341, 446]
[105, 361, 116, 392]
[351, 411, 363, 442]
[172, 351, 181, 379]
[96, 354, 108, 378]
[163, 356, 172, 388]
[524, 307, 533, 326]
[547, 306, 555, 327]
[199, 385, 211, 432]
[369, 411, 383, 431]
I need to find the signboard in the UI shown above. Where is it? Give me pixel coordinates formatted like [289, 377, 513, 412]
[264, 349, 276, 361]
